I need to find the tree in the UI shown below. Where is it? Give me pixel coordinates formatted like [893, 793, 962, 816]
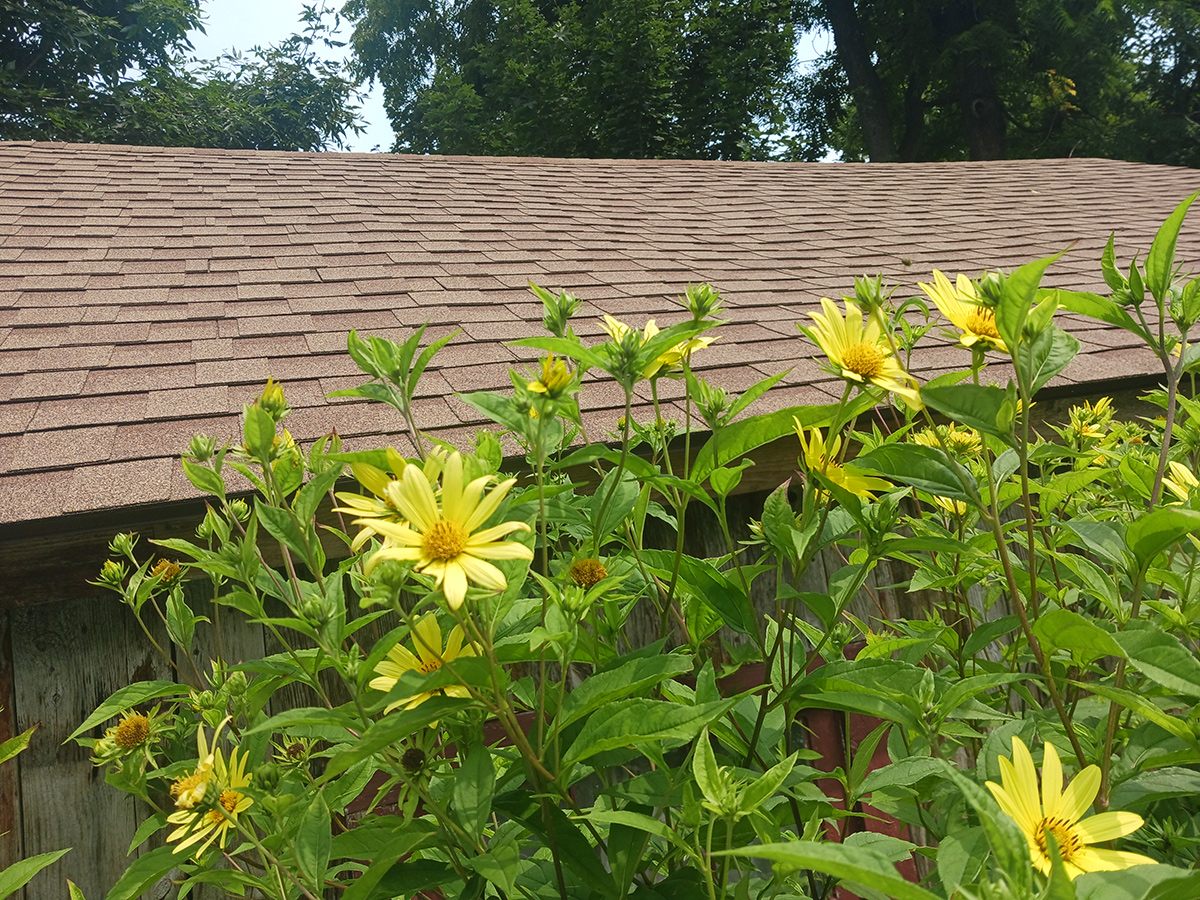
[0, 1, 363, 150]
[343, 0, 801, 159]
[791, 0, 1200, 166]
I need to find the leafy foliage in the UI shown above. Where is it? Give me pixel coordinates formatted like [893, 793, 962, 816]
[0, 1, 363, 149]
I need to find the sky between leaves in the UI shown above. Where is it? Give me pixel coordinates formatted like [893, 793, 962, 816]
[188, 0, 833, 157]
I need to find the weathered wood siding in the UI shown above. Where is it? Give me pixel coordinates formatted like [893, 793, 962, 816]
[0, 488, 966, 899]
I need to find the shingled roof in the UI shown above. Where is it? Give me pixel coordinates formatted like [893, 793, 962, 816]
[2, 143, 1199, 544]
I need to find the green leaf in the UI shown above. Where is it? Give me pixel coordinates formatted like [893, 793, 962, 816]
[692, 731, 723, 807]
[102, 845, 177, 900]
[853, 444, 977, 502]
[1033, 609, 1125, 665]
[493, 790, 617, 897]
[936, 827, 987, 896]
[962, 615, 1020, 658]
[739, 752, 796, 814]
[1100, 234, 1127, 293]
[67, 681, 188, 742]
[242, 402, 276, 460]
[458, 390, 533, 435]
[1078, 865, 1200, 900]
[690, 394, 875, 484]
[1062, 519, 1130, 568]
[181, 457, 225, 497]
[295, 793, 331, 892]
[563, 699, 734, 767]
[919, 383, 1013, 442]
[0, 849, 70, 900]
[717, 842, 939, 900]
[1023, 326, 1080, 392]
[255, 499, 310, 560]
[1080, 682, 1199, 746]
[591, 468, 640, 541]
[556, 648, 691, 730]
[324, 697, 472, 778]
[996, 250, 1064, 350]
[67, 880, 87, 900]
[509, 334, 605, 372]
[640, 550, 758, 636]
[245, 706, 357, 736]
[1114, 622, 1200, 698]
[1056, 289, 1144, 338]
[293, 466, 343, 524]
[1146, 193, 1198, 303]
[0, 724, 35, 766]
[1127, 506, 1200, 568]
[940, 763, 1033, 898]
[452, 743, 495, 837]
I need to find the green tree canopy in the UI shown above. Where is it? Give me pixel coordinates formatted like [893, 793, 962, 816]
[0, 1, 363, 150]
[791, 0, 1200, 166]
[344, 0, 801, 159]
[345, 0, 1197, 165]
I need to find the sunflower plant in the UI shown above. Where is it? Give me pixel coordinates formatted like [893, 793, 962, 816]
[71, 197, 1200, 900]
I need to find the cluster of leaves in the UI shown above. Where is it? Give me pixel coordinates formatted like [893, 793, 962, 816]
[0, 1, 363, 150]
[792, 0, 1200, 164]
[68, 196, 1200, 900]
[343, 0, 801, 158]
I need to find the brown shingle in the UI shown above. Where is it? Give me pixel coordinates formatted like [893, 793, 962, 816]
[1, 143, 1199, 527]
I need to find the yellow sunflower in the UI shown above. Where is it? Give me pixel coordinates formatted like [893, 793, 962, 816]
[167, 724, 254, 857]
[333, 448, 445, 552]
[600, 314, 715, 379]
[369, 612, 478, 713]
[527, 354, 573, 397]
[913, 425, 983, 458]
[360, 452, 533, 609]
[795, 422, 891, 500]
[1164, 460, 1199, 502]
[986, 737, 1155, 880]
[918, 270, 1008, 354]
[800, 298, 922, 410]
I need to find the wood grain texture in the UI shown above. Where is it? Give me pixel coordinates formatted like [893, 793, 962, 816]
[0, 610, 22, 874]
[11, 596, 171, 900]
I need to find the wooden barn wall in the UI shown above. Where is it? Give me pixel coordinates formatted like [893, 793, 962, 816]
[2, 488, 973, 899]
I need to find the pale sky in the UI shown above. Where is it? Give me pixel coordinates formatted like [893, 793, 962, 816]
[186, 0, 833, 157]
[186, 0, 395, 152]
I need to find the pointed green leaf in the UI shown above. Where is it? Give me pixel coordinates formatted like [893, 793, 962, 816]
[0, 849, 70, 900]
[1146, 193, 1198, 302]
[919, 383, 1014, 442]
[1127, 506, 1200, 568]
[717, 842, 939, 900]
[853, 444, 977, 502]
[1115, 622, 1200, 698]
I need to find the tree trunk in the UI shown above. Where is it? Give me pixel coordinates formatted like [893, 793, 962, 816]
[959, 62, 1007, 160]
[824, 0, 898, 162]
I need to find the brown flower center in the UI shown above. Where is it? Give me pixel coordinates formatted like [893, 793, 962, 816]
[841, 341, 886, 378]
[114, 714, 150, 748]
[423, 519, 468, 562]
[569, 558, 608, 589]
[1034, 816, 1083, 863]
[965, 307, 1001, 339]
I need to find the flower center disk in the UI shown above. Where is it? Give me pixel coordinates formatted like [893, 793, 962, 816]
[841, 341, 886, 378]
[965, 307, 1001, 339]
[423, 519, 468, 561]
[1035, 817, 1083, 863]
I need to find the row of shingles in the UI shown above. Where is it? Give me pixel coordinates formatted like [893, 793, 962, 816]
[257, 154, 584, 460]
[0, 147, 163, 521]
[2, 147, 392, 520]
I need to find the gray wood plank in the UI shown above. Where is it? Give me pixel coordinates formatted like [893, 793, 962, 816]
[11, 596, 172, 900]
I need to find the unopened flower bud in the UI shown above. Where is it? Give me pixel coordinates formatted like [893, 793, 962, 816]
[258, 378, 290, 421]
[109, 532, 138, 558]
[98, 559, 128, 588]
[185, 433, 217, 463]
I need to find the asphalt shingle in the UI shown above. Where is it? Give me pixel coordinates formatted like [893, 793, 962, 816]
[1, 142, 1199, 527]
